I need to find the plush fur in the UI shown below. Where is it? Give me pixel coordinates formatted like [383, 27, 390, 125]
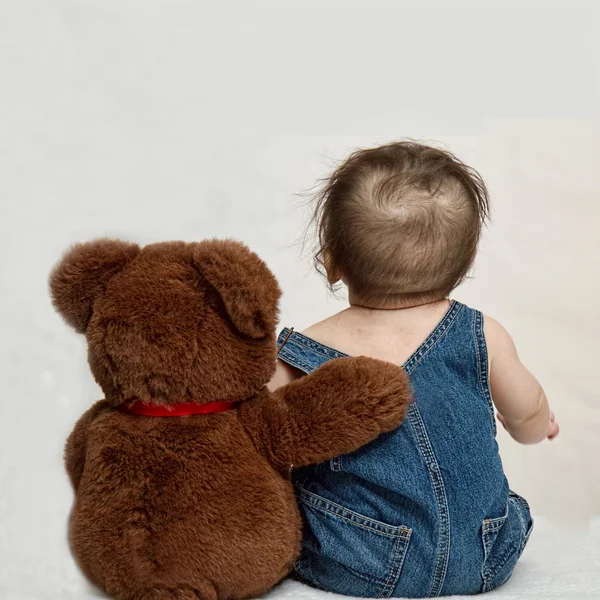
[50, 238, 412, 600]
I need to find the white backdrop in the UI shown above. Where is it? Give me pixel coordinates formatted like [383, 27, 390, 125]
[1, 1, 599, 599]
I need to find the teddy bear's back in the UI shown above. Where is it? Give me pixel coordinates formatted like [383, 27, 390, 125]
[71, 408, 301, 598]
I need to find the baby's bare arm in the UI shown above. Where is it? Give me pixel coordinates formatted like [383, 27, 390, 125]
[484, 316, 557, 444]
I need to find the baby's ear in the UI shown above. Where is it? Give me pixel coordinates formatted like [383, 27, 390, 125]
[192, 239, 281, 339]
[50, 239, 140, 333]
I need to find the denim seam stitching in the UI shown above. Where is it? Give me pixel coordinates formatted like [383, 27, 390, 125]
[280, 329, 349, 359]
[302, 500, 407, 538]
[405, 302, 462, 375]
[481, 502, 510, 587]
[482, 544, 519, 582]
[483, 520, 505, 531]
[277, 347, 314, 373]
[299, 487, 410, 538]
[378, 528, 412, 598]
[330, 456, 342, 471]
[403, 299, 458, 371]
[378, 537, 401, 599]
[483, 506, 508, 528]
[481, 531, 490, 588]
[408, 406, 450, 597]
[473, 311, 497, 434]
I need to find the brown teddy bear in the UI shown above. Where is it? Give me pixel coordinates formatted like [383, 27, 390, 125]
[50, 238, 412, 600]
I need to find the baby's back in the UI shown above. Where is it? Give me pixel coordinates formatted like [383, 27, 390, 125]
[277, 301, 532, 597]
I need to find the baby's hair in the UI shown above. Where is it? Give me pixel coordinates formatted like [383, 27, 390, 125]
[310, 141, 490, 306]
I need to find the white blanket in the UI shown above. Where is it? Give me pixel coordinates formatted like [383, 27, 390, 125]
[1, 518, 598, 599]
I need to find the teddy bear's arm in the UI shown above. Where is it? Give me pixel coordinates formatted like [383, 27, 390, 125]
[65, 399, 111, 490]
[240, 357, 411, 471]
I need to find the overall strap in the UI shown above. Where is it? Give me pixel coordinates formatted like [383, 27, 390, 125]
[276, 327, 349, 374]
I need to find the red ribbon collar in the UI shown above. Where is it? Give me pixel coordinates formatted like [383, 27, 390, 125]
[121, 399, 238, 417]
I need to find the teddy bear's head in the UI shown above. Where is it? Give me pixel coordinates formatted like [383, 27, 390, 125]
[50, 239, 281, 407]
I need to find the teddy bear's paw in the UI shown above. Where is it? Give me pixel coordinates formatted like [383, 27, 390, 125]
[349, 357, 413, 433]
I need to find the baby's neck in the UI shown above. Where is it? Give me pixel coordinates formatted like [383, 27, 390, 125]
[344, 298, 450, 327]
[347, 290, 447, 311]
[304, 296, 452, 367]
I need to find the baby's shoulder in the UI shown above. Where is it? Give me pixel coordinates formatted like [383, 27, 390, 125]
[300, 314, 345, 347]
[482, 314, 518, 363]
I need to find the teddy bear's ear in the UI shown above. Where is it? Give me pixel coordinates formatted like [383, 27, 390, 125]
[192, 239, 281, 339]
[50, 239, 140, 333]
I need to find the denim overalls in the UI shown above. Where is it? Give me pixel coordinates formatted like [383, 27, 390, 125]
[277, 301, 533, 597]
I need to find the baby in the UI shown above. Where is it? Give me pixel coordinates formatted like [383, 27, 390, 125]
[269, 141, 559, 597]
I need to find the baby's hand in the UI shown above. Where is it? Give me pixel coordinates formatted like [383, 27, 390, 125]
[546, 411, 559, 440]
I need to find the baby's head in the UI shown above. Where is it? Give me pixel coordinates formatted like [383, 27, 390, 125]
[312, 141, 490, 308]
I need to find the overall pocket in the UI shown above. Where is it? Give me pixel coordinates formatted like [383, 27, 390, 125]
[481, 498, 529, 592]
[298, 485, 412, 598]
[509, 490, 534, 553]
